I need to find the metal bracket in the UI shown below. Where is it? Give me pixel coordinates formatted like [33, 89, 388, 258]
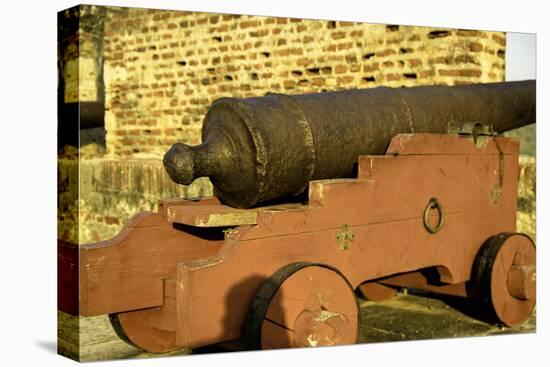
[456, 122, 495, 147]
[492, 139, 505, 204]
[423, 197, 444, 234]
[336, 224, 354, 250]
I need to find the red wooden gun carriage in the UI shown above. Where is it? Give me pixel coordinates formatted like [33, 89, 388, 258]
[58, 81, 536, 353]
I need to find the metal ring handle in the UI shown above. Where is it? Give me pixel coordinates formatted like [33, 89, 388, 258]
[423, 197, 444, 234]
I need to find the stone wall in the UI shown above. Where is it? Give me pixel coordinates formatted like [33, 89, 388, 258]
[58, 158, 212, 244]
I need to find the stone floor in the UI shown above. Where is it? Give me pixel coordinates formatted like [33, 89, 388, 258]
[58, 289, 535, 362]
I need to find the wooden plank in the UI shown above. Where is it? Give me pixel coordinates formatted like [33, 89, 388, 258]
[114, 279, 179, 353]
[166, 205, 258, 227]
[163, 200, 306, 227]
[58, 240, 80, 316]
[158, 196, 221, 218]
[75, 212, 223, 316]
[176, 256, 267, 348]
[243, 153, 518, 240]
[145, 279, 177, 332]
[357, 282, 398, 301]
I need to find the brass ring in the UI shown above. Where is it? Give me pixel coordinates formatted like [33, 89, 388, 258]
[423, 197, 444, 234]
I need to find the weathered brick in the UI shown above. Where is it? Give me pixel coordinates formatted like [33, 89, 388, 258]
[419, 69, 435, 78]
[430, 57, 450, 65]
[240, 20, 260, 29]
[338, 42, 353, 50]
[454, 54, 478, 64]
[469, 42, 483, 52]
[439, 69, 482, 77]
[334, 65, 348, 74]
[296, 57, 313, 66]
[336, 75, 354, 84]
[363, 63, 379, 72]
[386, 73, 401, 81]
[283, 80, 296, 89]
[331, 31, 346, 40]
[408, 58, 422, 67]
[457, 29, 480, 37]
[377, 49, 397, 57]
[312, 77, 325, 86]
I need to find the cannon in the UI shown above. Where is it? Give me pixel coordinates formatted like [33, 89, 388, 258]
[164, 80, 535, 208]
[58, 80, 536, 353]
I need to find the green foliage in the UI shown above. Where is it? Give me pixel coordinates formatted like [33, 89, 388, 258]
[504, 124, 536, 157]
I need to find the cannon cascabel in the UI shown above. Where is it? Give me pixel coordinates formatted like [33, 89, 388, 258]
[163, 80, 535, 208]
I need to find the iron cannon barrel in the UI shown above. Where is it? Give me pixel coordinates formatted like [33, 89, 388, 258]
[164, 80, 535, 208]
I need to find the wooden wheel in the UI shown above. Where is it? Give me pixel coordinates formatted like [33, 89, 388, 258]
[358, 282, 398, 301]
[244, 262, 359, 350]
[472, 233, 536, 327]
[109, 307, 178, 353]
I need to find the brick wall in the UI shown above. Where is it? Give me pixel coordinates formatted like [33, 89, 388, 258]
[101, 6, 506, 158]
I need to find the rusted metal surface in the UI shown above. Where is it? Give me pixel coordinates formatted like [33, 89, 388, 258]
[336, 224, 354, 250]
[423, 197, 444, 234]
[164, 80, 535, 208]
